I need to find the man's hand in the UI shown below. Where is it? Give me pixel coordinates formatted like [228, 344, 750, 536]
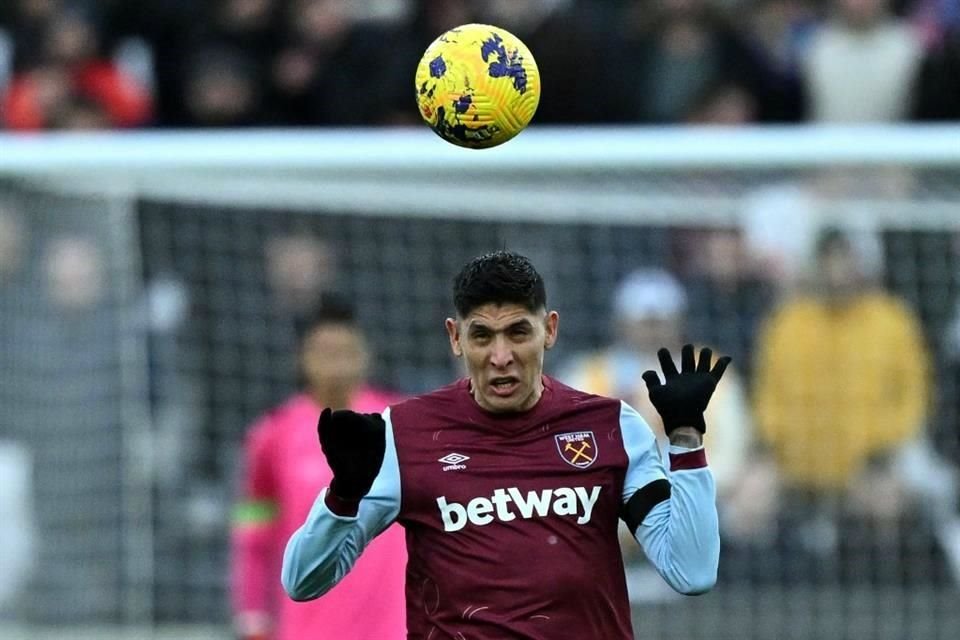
[317, 408, 386, 509]
[641, 344, 731, 438]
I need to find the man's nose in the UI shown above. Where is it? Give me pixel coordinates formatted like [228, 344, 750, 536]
[489, 336, 514, 368]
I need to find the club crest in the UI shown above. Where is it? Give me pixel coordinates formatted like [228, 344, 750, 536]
[555, 431, 597, 469]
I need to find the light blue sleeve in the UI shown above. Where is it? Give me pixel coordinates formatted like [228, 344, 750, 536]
[281, 408, 402, 601]
[620, 401, 720, 595]
[619, 401, 668, 501]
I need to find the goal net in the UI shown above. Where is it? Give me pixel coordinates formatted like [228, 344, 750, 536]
[0, 126, 958, 639]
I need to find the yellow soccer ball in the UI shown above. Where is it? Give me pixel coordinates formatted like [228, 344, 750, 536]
[414, 23, 541, 149]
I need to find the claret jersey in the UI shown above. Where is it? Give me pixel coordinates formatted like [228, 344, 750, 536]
[283, 376, 719, 640]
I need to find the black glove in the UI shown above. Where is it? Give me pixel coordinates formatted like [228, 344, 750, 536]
[641, 344, 731, 435]
[317, 408, 386, 503]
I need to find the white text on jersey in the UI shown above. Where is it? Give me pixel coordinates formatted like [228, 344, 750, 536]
[436, 486, 602, 532]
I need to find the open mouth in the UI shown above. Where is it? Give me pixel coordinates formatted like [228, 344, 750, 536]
[489, 376, 520, 397]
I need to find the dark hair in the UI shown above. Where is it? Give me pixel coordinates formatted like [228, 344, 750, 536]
[814, 226, 853, 259]
[293, 292, 357, 343]
[453, 251, 546, 317]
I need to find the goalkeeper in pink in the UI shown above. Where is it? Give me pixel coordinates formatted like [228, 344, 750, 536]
[230, 295, 406, 640]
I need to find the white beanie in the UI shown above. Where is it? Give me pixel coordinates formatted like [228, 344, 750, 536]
[613, 268, 687, 321]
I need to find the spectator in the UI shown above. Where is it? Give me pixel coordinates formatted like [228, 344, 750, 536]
[912, 21, 960, 120]
[753, 226, 938, 583]
[1, 0, 61, 71]
[909, 0, 960, 49]
[0, 8, 152, 130]
[607, 0, 768, 123]
[264, 0, 396, 125]
[230, 294, 406, 640]
[738, 0, 815, 122]
[258, 231, 340, 404]
[207, 0, 281, 53]
[677, 228, 779, 383]
[312, 0, 481, 127]
[12, 230, 129, 621]
[180, 45, 263, 127]
[0, 204, 34, 617]
[483, 0, 610, 124]
[803, 0, 923, 121]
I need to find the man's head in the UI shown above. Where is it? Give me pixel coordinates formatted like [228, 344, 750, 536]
[265, 233, 336, 313]
[446, 251, 558, 414]
[295, 293, 369, 407]
[612, 268, 686, 353]
[812, 226, 866, 301]
[44, 234, 104, 309]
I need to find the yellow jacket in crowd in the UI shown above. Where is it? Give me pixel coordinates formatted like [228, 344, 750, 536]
[753, 291, 931, 491]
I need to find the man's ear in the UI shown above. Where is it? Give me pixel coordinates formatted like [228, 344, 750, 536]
[544, 310, 559, 350]
[445, 317, 462, 357]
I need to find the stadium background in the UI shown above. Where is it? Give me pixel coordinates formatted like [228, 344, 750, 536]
[2, 1, 960, 639]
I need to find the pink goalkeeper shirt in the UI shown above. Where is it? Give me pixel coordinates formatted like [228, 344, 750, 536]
[231, 390, 407, 640]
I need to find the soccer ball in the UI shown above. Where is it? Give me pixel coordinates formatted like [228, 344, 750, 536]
[414, 23, 541, 150]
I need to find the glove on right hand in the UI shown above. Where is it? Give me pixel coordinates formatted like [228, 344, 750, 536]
[317, 408, 386, 503]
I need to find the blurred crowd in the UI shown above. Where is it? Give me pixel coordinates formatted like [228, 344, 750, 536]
[1, 0, 960, 131]
[561, 223, 960, 596]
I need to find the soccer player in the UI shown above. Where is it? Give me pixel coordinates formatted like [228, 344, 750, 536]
[231, 295, 406, 640]
[282, 251, 728, 639]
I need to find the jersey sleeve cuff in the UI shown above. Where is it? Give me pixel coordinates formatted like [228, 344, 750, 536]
[668, 447, 707, 471]
[322, 488, 362, 518]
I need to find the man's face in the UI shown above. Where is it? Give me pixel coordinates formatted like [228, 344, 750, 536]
[45, 236, 104, 308]
[265, 236, 335, 312]
[301, 324, 368, 399]
[818, 245, 862, 298]
[446, 303, 558, 413]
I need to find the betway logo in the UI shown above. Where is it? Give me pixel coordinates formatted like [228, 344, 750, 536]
[437, 486, 601, 532]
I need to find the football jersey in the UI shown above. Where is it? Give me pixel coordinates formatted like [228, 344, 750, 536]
[283, 376, 719, 640]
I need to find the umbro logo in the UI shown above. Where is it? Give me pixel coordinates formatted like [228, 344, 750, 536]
[438, 452, 469, 471]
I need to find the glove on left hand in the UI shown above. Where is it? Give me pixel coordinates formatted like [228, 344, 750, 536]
[641, 344, 731, 435]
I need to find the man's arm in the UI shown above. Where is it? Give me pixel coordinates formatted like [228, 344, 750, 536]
[622, 345, 730, 594]
[619, 402, 719, 595]
[281, 408, 401, 601]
